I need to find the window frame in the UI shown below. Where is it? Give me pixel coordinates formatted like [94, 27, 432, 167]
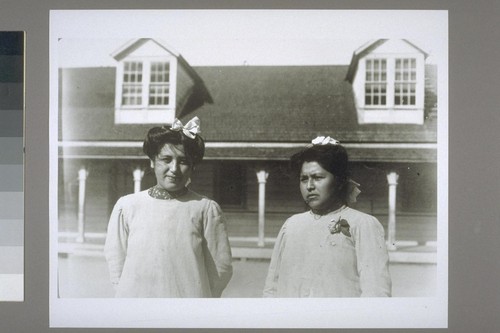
[362, 55, 420, 110]
[121, 60, 144, 107]
[114, 54, 177, 124]
[364, 58, 387, 106]
[118, 57, 173, 109]
[394, 58, 417, 106]
[147, 61, 171, 107]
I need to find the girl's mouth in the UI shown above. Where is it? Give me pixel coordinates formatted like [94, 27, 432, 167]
[306, 194, 319, 202]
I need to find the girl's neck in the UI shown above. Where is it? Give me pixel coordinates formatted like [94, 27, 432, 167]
[311, 201, 346, 216]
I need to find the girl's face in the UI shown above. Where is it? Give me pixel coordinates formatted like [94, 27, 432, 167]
[151, 143, 193, 192]
[299, 161, 340, 213]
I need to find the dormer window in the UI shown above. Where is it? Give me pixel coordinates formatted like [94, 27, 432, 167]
[346, 39, 428, 125]
[115, 55, 176, 124]
[112, 38, 213, 124]
[111, 39, 179, 124]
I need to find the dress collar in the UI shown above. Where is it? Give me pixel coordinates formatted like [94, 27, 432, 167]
[148, 185, 188, 200]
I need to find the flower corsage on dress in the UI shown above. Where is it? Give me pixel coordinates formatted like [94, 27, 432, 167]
[328, 217, 351, 237]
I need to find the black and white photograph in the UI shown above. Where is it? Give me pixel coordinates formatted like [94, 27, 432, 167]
[49, 9, 448, 328]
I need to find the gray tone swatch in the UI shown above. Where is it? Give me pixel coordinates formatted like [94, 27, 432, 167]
[0, 138, 23, 164]
[0, 165, 23, 191]
[0, 192, 23, 219]
[0, 110, 23, 137]
[0, 55, 23, 82]
[0, 83, 23, 111]
[0, 246, 23, 274]
[0, 220, 23, 246]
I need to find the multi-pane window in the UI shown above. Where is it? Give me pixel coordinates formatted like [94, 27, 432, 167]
[364, 57, 419, 108]
[121, 60, 170, 107]
[395, 58, 416, 106]
[365, 59, 387, 106]
[149, 62, 170, 106]
[122, 61, 143, 106]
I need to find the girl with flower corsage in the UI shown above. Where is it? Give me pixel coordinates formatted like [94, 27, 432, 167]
[104, 117, 233, 297]
[263, 136, 391, 297]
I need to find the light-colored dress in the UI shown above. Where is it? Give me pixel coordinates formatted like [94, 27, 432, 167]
[104, 189, 233, 298]
[263, 205, 391, 297]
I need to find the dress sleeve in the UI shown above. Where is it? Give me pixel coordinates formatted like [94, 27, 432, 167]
[103, 198, 129, 287]
[353, 216, 392, 297]
[202, 201, 233, 297]
[262, 220, 288, 297]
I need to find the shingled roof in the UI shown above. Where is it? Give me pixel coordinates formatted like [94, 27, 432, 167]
[189, 65, 437, 143]
[59, 64, 437, 145]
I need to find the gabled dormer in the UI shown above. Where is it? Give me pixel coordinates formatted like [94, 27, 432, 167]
[346, 39, 428, 125]
[111, 38, 212, 124]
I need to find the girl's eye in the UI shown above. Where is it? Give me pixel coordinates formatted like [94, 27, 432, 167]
[179, 159, 190, 165]
[300, 175, 324, 182]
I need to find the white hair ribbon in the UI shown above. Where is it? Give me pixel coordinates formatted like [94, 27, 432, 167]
[346, 179, 361, 204]
[170, 117, 201, 139]
[311, 136, 340, 145]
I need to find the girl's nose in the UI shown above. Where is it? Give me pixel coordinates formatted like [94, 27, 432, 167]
[169, 160, 180, 173]
[306, 179, 314, 190]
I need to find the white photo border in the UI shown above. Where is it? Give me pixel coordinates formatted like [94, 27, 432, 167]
[49, 9, 448, 328]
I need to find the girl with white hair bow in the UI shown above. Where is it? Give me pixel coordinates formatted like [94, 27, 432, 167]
[105, 117, 233, 298]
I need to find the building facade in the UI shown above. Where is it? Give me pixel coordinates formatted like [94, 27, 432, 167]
[58, 39, 438, 253]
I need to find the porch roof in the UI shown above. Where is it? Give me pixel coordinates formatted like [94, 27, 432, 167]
[59, 142, 437, 163]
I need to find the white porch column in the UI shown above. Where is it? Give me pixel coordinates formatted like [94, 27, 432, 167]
[76, 167, 89, 243]
[386, 171, 399, 251]
[256, 170, 269, 247]
[133, 168, 144, 193]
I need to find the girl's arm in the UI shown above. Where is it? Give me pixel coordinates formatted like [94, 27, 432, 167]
[203, 201, 233, 297]
[354, 216, 392, 297]
[262, 220, 288, 297]
[104, 198, 129, 288]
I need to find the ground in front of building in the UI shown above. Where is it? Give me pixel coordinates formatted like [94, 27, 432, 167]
[57, 254, 436, 298]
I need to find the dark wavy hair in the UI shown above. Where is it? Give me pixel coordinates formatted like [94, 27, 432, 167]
[290, 144, 352, 204]
[143, 127, 205, 166]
